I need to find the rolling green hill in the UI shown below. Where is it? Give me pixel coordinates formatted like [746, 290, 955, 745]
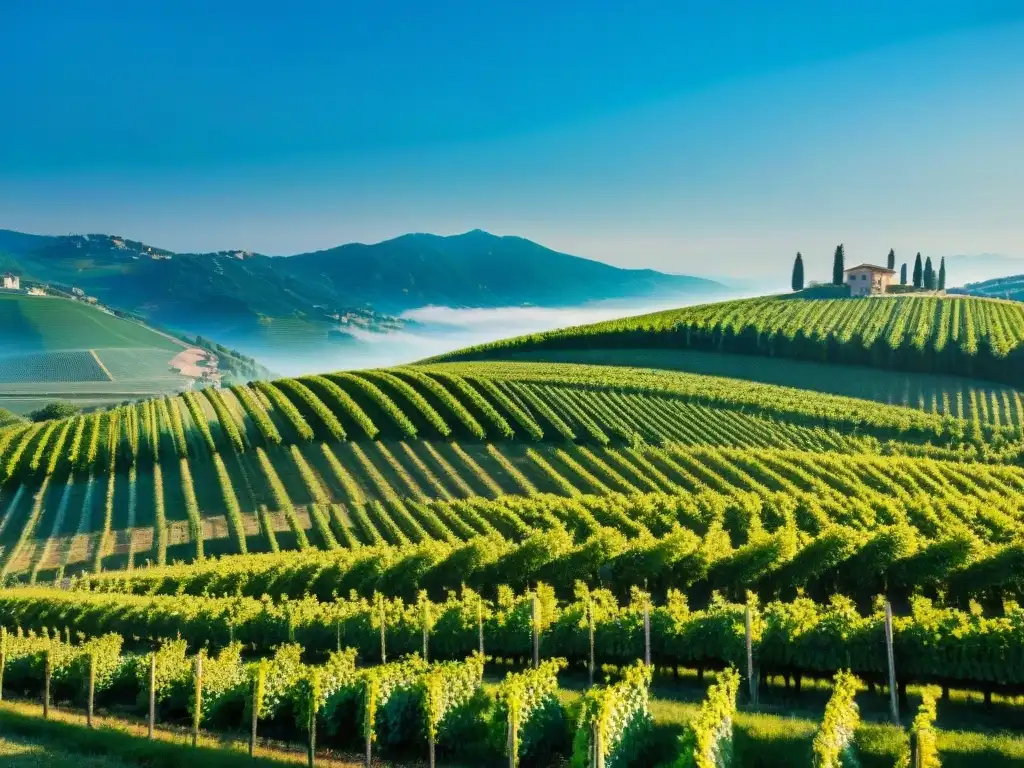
[430, 294, 1024, 387]
[0, 293, 194, 414]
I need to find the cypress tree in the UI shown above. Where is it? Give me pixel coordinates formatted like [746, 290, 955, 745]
[791, 253, 805, 292]
[832, 244, 845, 285]
[938, 257, 946, 290]
[913, 253, 923, 288]
[900, 263, 907, 285]
[887, 249, 896, 271]
[924, 257, 936, 290]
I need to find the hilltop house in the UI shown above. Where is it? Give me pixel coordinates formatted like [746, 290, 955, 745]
[1, 273, 19, 290]
[845, 264, 896, 297]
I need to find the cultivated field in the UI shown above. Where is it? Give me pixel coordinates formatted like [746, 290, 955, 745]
[0, 294, 195, 413]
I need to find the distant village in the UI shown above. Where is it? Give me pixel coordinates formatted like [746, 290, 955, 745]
[2, 271, 101, 303]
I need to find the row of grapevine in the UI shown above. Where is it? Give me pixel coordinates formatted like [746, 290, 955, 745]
[231, 383, 282, 444]
[181, 392, 216, 454]
[303, 375, 378, 439]
[275, 379, 347, 441]
[360, 369, 453, 437]
[0, 622, 962, 767]
[327, 372, 417, 438]
[387, 368, 478, 437]
[203, 387, 246, 453]
[255, 447, 310, 550]
[0, 627, 488, 765]
[64, 474, 1024, 610]
[255, 381, 315, 441]
[5, 586, 1022, 693]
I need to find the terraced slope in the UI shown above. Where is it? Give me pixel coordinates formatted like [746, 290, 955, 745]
[429, 294, 1024, 387]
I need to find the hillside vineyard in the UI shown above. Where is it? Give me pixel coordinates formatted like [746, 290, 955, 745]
[1, 295, 1024, 765]
[433, 295, 1024, 387]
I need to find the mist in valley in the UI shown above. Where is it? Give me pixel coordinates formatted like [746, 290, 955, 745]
[244, 290, 755, 378]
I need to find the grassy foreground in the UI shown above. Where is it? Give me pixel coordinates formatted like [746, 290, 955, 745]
[0, 701, 367, 768]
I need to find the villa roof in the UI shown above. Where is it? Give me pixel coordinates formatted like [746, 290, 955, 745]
[844, 263, 896, 275]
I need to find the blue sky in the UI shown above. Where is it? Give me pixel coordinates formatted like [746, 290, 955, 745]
[1, 1, 1022, 280]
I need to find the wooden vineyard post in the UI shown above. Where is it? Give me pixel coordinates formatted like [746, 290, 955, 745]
[507, 697, 519, 768]
[745, 604, 758, 706]
[378, 594, 387, 664]
[0, 626, 6, 702]
[192, 653, 203, 747]
[87, 651, 96, 728]
[336, 620, 341, 653]
[250, 662, 264, 758]
[307, 683, 316, 768]
[643, 596, 651, 668]
[531, 591, 540, 669]
[422, 596, 430, 662]
[148, 653, 156, 739]
[588, 600, 595, 687]
[364, 670, 377, 768]
[884, 602, 899, 724]
[250, 689, 259, 758]
[43, 648, 51, 718]
[477, 596, 484, 657]
[364, 694, 373, 768]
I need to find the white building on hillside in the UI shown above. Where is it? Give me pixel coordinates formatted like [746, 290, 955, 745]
[1, 274, 19, 290]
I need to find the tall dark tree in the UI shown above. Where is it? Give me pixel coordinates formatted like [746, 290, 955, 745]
[832, 243, 845, 285]
[913, 253, 923, 288]
[938, 257, 946, 290]
[924, 257, 936, 290]
[887, 249, 896, 271]
[900, 263, 908, 285]
[791, 252, 805, 292]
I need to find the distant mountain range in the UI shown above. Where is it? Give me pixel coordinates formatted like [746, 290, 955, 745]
[0, 228, 721, 342]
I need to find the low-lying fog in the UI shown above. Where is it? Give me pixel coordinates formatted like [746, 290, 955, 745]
[249, 291, 756, 378]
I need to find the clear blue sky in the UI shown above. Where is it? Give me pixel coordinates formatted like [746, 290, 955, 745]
[1, 1, 1022, 280]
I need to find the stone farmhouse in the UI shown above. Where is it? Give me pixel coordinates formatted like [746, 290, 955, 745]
[844, 264, 896, 297]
